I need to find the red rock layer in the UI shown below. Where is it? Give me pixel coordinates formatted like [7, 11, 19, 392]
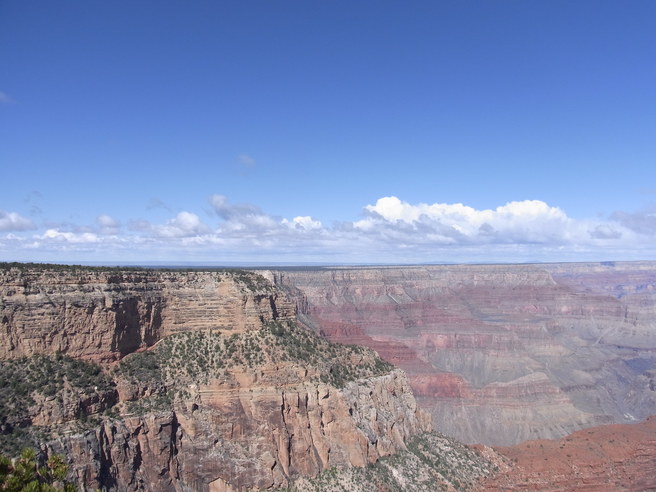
[272, 263, 656, 445]
[476, 416, 656, 491]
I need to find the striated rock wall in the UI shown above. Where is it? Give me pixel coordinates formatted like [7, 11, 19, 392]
[0, 265, 433, 490]
[0, 268, 294, 362]
[272, 262, 656, 445]
[47, 369, 430, 491]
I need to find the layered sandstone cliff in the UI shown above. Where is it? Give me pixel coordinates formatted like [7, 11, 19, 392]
[271, 262, 656, 446]
[0, 267, 294, 362]
[0, 265, 444, 491]
[46, 368, 429, 491]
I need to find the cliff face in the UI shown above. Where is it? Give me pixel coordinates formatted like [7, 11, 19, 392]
[0, 269, 294, 362]
[0, 266, 436, 491]
[271, 262, 656, 446]
[48, 369, 428, 491]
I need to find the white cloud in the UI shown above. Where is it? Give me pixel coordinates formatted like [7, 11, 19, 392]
[0, 91, 13, 104]
[209, 195, 325, 238]
[39, 229, 100, 244]
[355, 197, 570, 245]
[0, 210, 36, 231]
[154, 212, 209, 238]
[289, 216, 323, 230]
[4, 195, 656, 264]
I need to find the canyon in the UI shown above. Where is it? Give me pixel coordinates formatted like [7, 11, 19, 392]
[1, 261, 655, 490]
[0, 264, 488, 491]
[270, 262, 656, 446]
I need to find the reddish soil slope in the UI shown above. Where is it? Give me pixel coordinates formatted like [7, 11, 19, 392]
[477, 416, 656, 491]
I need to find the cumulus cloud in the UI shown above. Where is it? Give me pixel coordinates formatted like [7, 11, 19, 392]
[0, 210, 36, 231]
[287, 216, 323, 230]
[154, 212, 209, 238]
[355, 197, 570, 245]
[208, 195, 326, 239]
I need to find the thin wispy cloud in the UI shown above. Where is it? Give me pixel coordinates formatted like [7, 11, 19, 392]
[22, 191, 44, 217]
[96, 215, 121, 235]
[146, 197, 172, 212]
[0, 210, 36, 231]
[610, 206, 656, 235]
[0, 91, 13, 104]
[237, 154, 256, 168]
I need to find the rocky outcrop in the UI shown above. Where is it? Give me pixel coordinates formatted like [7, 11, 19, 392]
[46, 367, 429, 491]
[272, 262, 656, 445]
[0, 268, 294, 362]
[292, 431, 498, 491]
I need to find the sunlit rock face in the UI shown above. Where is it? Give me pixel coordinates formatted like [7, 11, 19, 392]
[48, 368, 429, 491]
[0, 268, 294, 362]
[0, 266, 432, 491]
[271, 262, 656, 445]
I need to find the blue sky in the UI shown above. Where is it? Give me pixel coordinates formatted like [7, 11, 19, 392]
[2, 1, 656, 265]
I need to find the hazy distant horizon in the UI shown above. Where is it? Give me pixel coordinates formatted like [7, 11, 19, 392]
[4, 258, 653, 271]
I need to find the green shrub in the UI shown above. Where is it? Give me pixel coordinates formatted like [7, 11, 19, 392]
[0, 448, 76, 491]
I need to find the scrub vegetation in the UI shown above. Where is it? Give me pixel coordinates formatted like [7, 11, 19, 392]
[0, 355, 116, 456]
[116, 318, 395, 415]
[289, 432, 497, 491]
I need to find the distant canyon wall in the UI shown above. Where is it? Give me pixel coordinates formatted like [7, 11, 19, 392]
[271, 262, 656, 446]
